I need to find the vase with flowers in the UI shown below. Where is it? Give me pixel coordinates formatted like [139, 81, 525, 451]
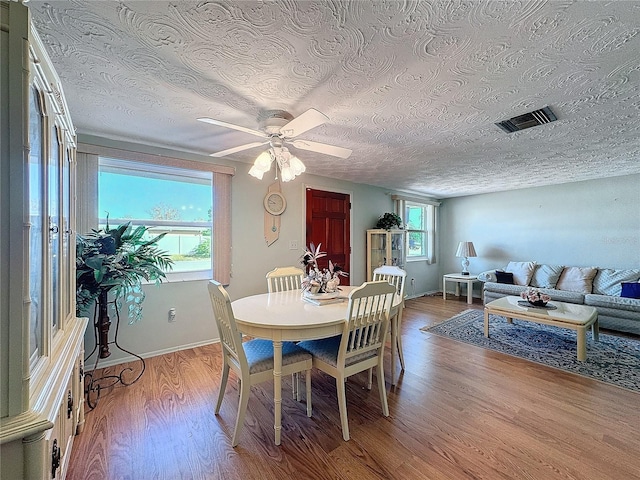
[300, 243, 348, 295]
[521, 287, 551, 307]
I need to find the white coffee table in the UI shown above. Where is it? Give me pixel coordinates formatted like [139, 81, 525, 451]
[484, 296, 599, 361]
[443, 274, 480, 304]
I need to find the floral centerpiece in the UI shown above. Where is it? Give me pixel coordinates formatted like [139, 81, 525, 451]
[521, 287, 551, 307]
[300, 243, 348, 294]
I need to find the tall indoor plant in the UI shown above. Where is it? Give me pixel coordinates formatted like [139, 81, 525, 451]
[76, 221, 173, 358]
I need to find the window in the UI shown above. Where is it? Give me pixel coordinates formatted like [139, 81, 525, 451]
[98, 157, 214, 280]
[393, 195, 439, 264]
[79, 146, 234, 284]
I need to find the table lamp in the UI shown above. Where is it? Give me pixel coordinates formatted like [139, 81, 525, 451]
[455, 241, 477, 275]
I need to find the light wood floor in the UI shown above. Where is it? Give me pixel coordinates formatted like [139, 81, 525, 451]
[68, 294, 640, 480]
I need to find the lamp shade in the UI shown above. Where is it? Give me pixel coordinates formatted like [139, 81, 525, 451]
[455, 241, 477, 258]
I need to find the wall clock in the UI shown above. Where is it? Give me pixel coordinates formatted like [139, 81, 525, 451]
[264, 191, 286, 216]
[264, 182, 284, 246]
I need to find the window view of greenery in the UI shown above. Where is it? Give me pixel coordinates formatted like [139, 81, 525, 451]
[405, 204, 426, 258]
[98, 158, 213, 274]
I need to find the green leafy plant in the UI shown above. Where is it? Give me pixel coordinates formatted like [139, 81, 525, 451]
[375, 212, 403, 230]
[76, 221, 174, 322]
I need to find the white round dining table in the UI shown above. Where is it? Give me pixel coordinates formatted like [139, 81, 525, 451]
[230, 285, 402, 446]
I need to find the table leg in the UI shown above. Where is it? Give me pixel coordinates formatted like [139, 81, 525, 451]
[577, 327, 586, 361]
[592, 318, 600, 342]
[466, 281, 472, 304]
[443, 277, 447, 301]
[273, 339, 283, 445]
[484, 309, 490, 337]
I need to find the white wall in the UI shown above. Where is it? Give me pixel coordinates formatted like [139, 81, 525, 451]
[79, 135, 396, 367]
[439, 175, 640, 298]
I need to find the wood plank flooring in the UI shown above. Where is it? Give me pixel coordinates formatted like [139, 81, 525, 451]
[68, 294, 640, 480]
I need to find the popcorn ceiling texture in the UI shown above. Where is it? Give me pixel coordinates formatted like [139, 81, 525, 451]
[28, 1, 640, 198]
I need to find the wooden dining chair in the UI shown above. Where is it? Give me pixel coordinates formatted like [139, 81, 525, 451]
[373, 265, 407, 378]
[298, 280, 395, 441]
[266, 266, 304, 292]
[207, 280, 312, 447]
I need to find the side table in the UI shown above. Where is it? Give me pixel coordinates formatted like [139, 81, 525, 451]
[443, 274, 480, 304]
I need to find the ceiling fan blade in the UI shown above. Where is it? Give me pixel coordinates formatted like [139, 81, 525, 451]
[197, 117, 267, 138]
[280, 108, 329, 138]
[290, 139, 352, 159]
[210, 141, 269, 158]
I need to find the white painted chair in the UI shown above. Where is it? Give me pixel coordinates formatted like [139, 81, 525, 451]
[266, 266, 306, 399]
[207, 280, 312, 447]
[373, 265, 407, 384]
[266, 266, 304, 292]
[298, 281, 395, 441]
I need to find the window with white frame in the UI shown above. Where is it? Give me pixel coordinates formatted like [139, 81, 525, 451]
[78, 146, 234, 284]
[98, 157, 213, 279]
[397, 198, 437, 264]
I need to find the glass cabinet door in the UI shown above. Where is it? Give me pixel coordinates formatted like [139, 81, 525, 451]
[28, 86, 44, 364]
[390, 231, 405, 268]
[368, 231, 387, 280]
[49, 124, 61, 335]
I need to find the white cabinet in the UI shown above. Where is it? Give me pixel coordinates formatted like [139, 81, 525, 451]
[0, 3, 87, 479]
[366, 229, 406, 281]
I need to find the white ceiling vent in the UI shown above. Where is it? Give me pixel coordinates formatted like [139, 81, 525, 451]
[496, 106, 557, 133]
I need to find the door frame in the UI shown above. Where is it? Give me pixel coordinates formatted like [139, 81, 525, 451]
[301, 182, 354, 277]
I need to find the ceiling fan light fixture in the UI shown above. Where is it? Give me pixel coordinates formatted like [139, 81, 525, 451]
[254, 150, 274, 170]
[290, 156, 306, 176]
[248, 164, 266, 180]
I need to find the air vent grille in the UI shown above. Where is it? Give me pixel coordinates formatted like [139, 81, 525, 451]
[496, 106, 557, 133]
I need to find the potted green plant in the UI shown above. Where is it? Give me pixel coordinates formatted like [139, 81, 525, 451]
[375, 212, 403, 230]
[76, 221, 174, 359]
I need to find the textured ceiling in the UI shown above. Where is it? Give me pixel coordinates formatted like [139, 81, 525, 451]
[28, 0, 640, 198]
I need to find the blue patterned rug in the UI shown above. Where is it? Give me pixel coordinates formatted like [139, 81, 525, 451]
[421, 309, 640, 392]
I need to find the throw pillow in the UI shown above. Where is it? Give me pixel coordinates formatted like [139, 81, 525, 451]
[505, 261, 535, 286]
[530, 264, 564, 289]
[593, 269, 640, 296]
[555, 266, 598, 293]
[620, 282, 640, 299]
[495, 270, 515, 284]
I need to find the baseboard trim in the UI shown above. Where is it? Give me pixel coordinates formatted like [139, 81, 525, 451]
[84, 338, 221, 372]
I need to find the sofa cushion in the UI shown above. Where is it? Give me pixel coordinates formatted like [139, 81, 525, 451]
[495, 271, 514, 284]
[505, 261, 535, 286]
[621, 282, 640, 299]
[555, 266, 597, 293]
[483, 282, 585, 304]
[592, 269, 640, 296]
[483, 282, 526, 297]
[584, 294, 640, 314]
[530, 264, 564, 289]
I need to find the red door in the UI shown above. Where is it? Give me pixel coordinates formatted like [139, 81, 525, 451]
[305, 188, 351, 275]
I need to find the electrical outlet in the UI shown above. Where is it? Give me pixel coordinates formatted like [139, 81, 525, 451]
[289, 240, 299, 250]
[168, 307, 176, 322]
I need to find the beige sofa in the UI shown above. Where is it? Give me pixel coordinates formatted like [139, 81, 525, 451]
[479, 262, 640, 335]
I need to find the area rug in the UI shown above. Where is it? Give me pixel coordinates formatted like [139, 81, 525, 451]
[420, 309, 640, 392]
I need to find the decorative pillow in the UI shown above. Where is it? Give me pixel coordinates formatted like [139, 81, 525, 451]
[505, 261, 535, 286]
[495, 270, 515, 284]
[477, 270, 497, 282]
[555, 266, 598, 293]
[593, 269, 640, 296]
[530, 264, 564, 289]
[620, 282, 640, 299]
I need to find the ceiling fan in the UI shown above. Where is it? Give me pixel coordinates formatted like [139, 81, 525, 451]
[197, 108, 352, 159]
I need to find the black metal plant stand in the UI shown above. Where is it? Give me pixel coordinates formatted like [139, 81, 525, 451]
[84, 290, 145, 410]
